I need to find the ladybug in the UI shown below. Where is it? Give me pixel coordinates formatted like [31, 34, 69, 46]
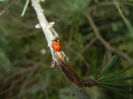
[52, 40, 62, 51]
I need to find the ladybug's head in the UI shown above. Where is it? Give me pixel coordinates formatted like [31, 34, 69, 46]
[52, 40, 61, 51]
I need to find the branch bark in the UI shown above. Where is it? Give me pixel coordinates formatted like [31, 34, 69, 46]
[31, 0, 58, 57]
[85, 13, 133, 62]
[31, 0, 90, 99]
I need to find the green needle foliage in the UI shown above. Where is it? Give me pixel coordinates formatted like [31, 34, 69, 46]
[97, 55, 119, 79]
[96, 55, 133, 98]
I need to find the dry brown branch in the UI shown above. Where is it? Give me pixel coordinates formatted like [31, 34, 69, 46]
[85, 13, 133, 62]
[17, 65, 38, 98]
[72, 38, 97, 63]
[113, 0, 132, 31]
[87, 1, 133, 13]
[0, 0, 17, 16]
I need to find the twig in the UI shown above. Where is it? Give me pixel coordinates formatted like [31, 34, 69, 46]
[113, 0, 132, 32]
[31, 0, 89, 99]
[0, 0, 16, 16]
[17, 65, 37, 98]
[31, 0, 58, 57]
[72, 38, 97, 63]
[87, 1, 133, 13]
[85, 13, 133, 62]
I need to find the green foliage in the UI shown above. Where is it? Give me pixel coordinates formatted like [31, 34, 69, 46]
[97, 56, 133, 98]
[97, 55, 119, 78]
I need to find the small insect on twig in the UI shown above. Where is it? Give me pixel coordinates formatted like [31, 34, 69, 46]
[51, 40, 84, 87]
[31, 0, 89, 98]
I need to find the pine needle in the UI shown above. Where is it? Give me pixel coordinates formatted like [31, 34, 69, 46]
[99, 64, 133, 81]
[97, 55, 119, 79]
[21, 0, 30, 17]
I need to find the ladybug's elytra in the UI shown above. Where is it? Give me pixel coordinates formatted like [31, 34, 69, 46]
[52, 40, 62, 51]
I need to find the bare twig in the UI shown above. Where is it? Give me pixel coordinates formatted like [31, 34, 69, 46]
[31, 0, 89, 99]
[31, 0, 58, 57]
[87, 1, 133, 13]
[113, 0, 132, 32]
[0, 0, 16, 16]
[72, 38, 97, 63]
[17, 65, 37, 98]
[85, 13, 133, 62]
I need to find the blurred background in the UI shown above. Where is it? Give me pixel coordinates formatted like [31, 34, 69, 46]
[0, 0, 133, 99]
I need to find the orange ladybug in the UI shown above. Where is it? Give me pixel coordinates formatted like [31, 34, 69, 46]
[52, 40, 62, 51]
